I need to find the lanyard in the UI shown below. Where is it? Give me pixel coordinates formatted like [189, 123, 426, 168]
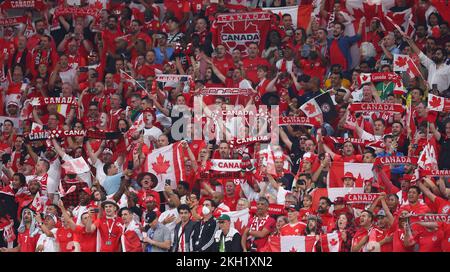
[106, 218, 116, 238]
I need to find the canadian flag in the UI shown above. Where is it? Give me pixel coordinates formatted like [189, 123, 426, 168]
[300, 98, 323, 124]
[30, 191, 45, 213]
[280, 235, 317, 252]
[126, 113, 145, 138]
[222, 208, 250, 235]
[310, 187, 364, 212]
[428, 93, 450, 112]
[58, 183, 77, 198]
[418, 142, 439, 171]
[62, 157, 90, 174]
[31, 122, 44, 133]
[393, 54, 421, 78]
[359, 73, 372, 86]
[321, 232, 342, 252]
[262, 4, 320, 30]
[144, 143, 186, 192]
[384, 8, 412, 33]
[327, 162, 374, 187]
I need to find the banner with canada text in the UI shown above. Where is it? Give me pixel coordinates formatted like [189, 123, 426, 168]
[212, 12, 271, 57]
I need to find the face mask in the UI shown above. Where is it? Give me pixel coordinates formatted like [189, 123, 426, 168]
[202, 205, 210, 215]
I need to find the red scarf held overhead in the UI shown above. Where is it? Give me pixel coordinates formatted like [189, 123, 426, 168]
[348, 103, 404, 113]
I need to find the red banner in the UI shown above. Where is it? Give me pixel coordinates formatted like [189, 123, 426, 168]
[54, 6, 100, 17]
[30, 96, 78, 106]
[344, 193, 380, 203]
[419, 169, 450, 177]
[49, 129, 87, 139]
[324, 136, 385, 149]
[348, 103, 404, 113]
[415, 214, 450, 223]
[0, 16, 26, 26]
[358, 72, 402, 86]
[199, 87, 254, 96]
[213, 12, 271, 57]
[228, 135, 270, 147]
[250, 201, 285, 215]
[0, 0, 46, 10]
[374, 156, 418, 166]
[279, 116, 317, 127]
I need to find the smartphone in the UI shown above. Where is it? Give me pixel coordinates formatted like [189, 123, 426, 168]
[432, 84, 438, 90]
[92, 208, 100, 213]
[127, 160, 134, 170]
[79, 66, 89, 72]
[165, 179, 171, 186]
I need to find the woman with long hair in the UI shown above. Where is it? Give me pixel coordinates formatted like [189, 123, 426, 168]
[331, 213, 356, 252]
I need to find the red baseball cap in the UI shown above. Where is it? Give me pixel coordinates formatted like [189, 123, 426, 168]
[342, 172, 356, 180]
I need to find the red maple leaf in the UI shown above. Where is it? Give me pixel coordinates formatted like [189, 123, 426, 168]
[289, 246, 297, 252]
[330, 238, 338, 246]
[151, 154, 170, 175]
[429, 96, 443, 109]
[304, 102, 317, 115]
[234, 218, 245, 235]
[361, 75, 369, 82]
[31, 126, 43, 134]
[395, 56, 407, 68]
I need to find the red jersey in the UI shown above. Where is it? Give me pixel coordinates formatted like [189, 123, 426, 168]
[17, 229, 40, 252]
[411, 225, 444, 252]
[94, 216, 124, 252]
[73, 225, 97, 252]
[213, 57, 234, 77]
[55, 227, 75, 252]
[298, 207, 316, 222]
[242, 57, 270, 85]
[369, 227, 393, 252]
[329, 39, 348, 71]
[351, 227, 370, 252]
[247, 214, 276, 251]
[101, 29, 124, 55]
[164, 0, 190, 22]
[280, 222, 307, 236]
[333, 154, 363, 163]
[137, 189, 161, 210]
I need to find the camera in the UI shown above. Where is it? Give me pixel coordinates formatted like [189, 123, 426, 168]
[127, 160, 134, 170]
[79, 66, 89, 72]
[165, 179, 171, 186]
[297, 179, 305, 186]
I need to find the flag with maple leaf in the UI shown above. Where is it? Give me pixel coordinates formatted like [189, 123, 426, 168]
[30, 191, 45, 213]
[393, 54, 422, 79]
[212, 12, 271, 57]
[428, 93, 450, 112]
[62, 157, 91, 174]
[280, 235, 317, 252]
[383, 8, 412, 33]
[321, 232, 342, 252]
[310, 187, 365, 212]
[418, 142, 439, 171]
[300, 92, 336, 124]
[327, 162, 373, 187]
[145, 143, 186, 192]
[222, 208, 249, 235]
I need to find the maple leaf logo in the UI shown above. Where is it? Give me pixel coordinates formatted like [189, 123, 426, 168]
[304, 102, 317, 115]
[289, 246, 297, 252]
[31, 125, 43, 134]
[395, 56, 407, 68]
[151, 154, 170, 175]
[429, 96, 443, 109]
[361, 74, 369, 82]
[234, 218, 245, 235]
[330, 238, 338, 246]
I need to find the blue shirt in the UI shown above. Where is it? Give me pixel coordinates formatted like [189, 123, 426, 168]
[102, 172, 123, 195]
[154, 47, 174, 65]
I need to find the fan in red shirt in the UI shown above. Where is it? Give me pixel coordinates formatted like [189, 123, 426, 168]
[0, 208, 40, 252]
[101, 15, 124, 57]
[222, 180, 240, 211]
[164, 0, 190, 27]
[212, 44, 234, 78]
[351, 210, 373, 252]
[298, 194, 316, 221]
[86, 200, 124, 252]
[399, 186, 431, 219]
[119, 208, 143, 252]
[241, 197, 276, 252]
[242, 42, 270, 85]
[136, 172, 161, 211]
[366, 204, 394, 252]
[280, 205, 307, 236]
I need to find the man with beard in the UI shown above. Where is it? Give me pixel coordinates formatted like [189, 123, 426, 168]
[101, 15, 123, 60]
[27, 19, 52, 51]
[0, 208, 40, 252]
[317, 197, 334, 233]
[241, 197, 275, 252]
[404, 34, 450, 93]
[71, 187, 95, 225]
[26, 158, 57, 202]
[366, 194, 394, 252]
[327, 19, 365, 72]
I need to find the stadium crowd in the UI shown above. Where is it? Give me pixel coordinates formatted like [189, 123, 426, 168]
[0, 0, 449, 252]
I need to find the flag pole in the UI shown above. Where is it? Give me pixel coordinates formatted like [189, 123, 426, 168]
[120, 69, 151, 97]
